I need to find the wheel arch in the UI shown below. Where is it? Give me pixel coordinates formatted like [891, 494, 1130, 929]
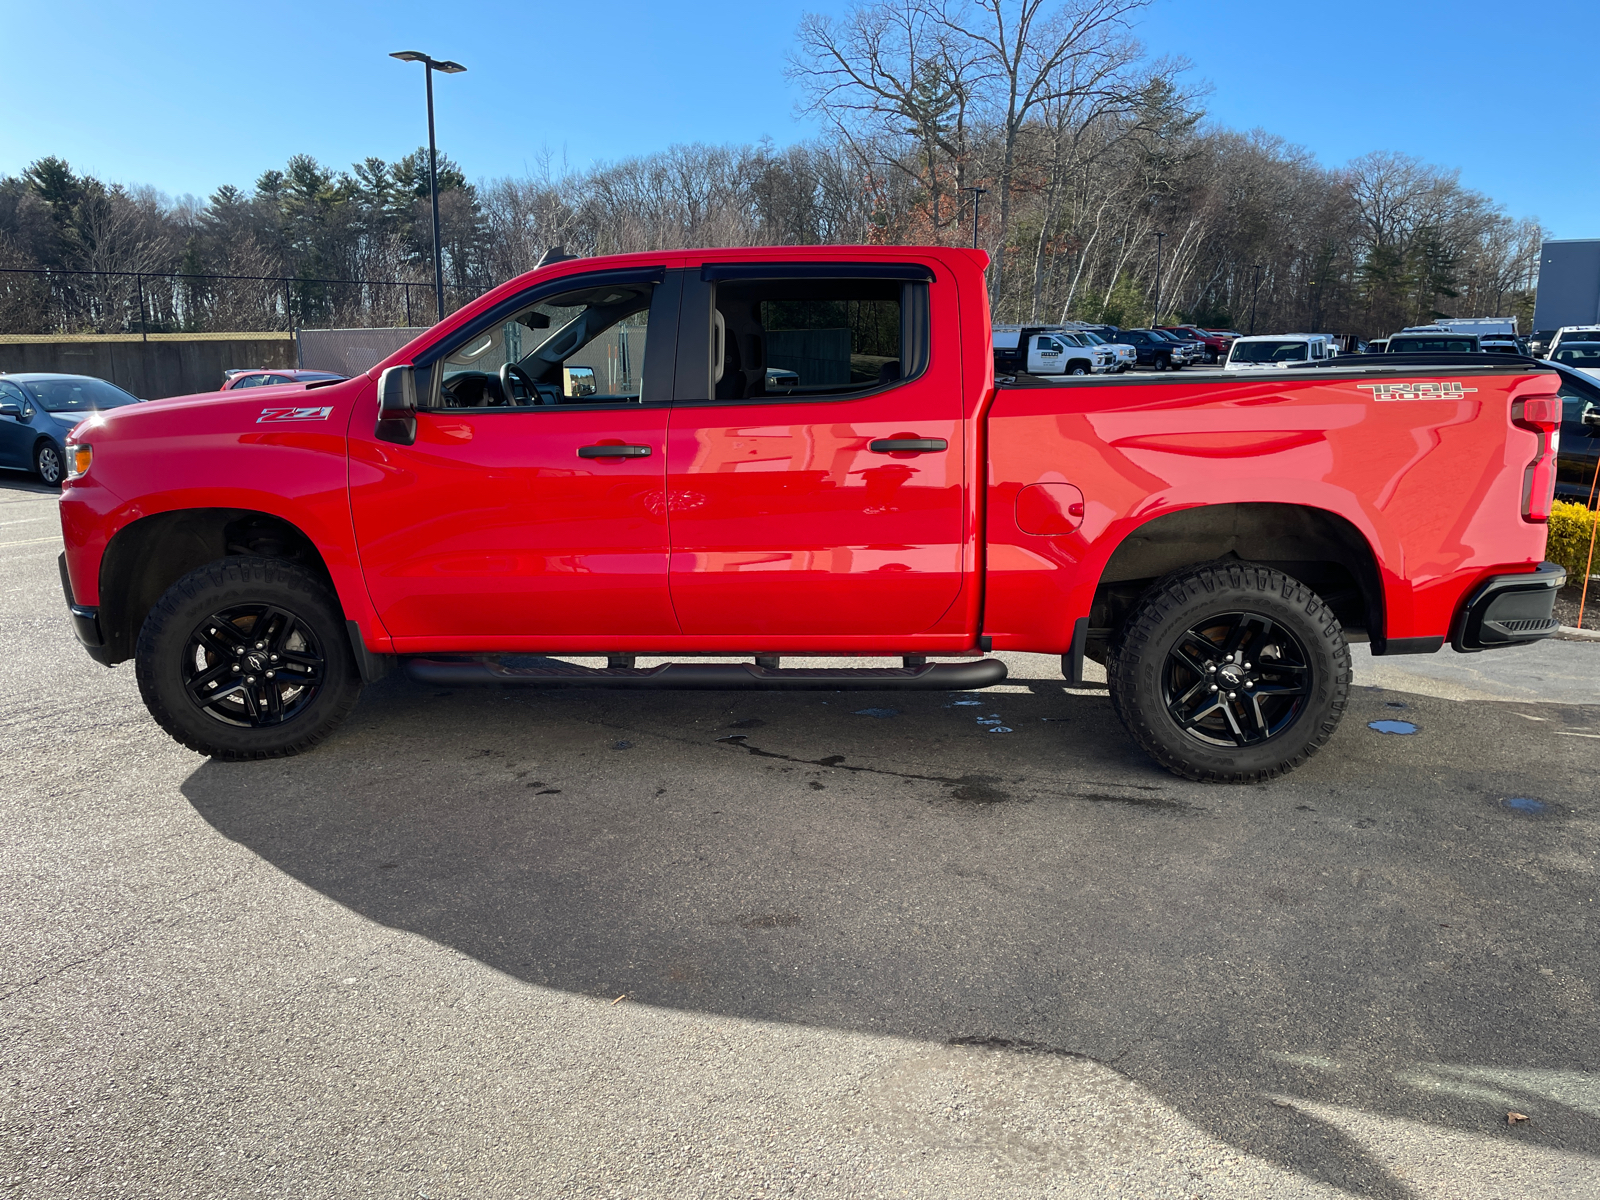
[97, 508, 340, 666]
[1087, 501, 1386, 658]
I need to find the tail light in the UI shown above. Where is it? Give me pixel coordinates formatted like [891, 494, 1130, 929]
[1511, 395, 1561, 522]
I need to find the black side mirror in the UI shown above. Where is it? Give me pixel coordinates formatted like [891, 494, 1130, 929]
[0, 401, 20, 418]
[376, 366, 418, 445]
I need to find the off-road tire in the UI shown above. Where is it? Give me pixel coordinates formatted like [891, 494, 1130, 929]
[35, 442, 63, 486]
[1106, 562, 1350, 783]
[135, 556, 361, 760]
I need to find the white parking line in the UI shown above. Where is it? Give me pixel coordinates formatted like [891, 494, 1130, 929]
[0, 516, 54, 527]
[1554, 731, 1600, 739]
[0, 536, 61, 549]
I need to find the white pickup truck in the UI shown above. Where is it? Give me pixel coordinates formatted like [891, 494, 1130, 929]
[992, 326, 1118, 376]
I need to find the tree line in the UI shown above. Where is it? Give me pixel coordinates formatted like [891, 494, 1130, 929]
[0, 0, 1543, 339]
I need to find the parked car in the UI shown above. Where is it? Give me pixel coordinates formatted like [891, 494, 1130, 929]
[1116, 328, 1188, 370]
[1549, 361, 1600, 504]
[1550, 341, 1600, 382]
[1368, 338, 1389, 354]
[1223, 334, 1337, 369]
[1064, 324, 1138, 371]
[1528, 330, 1558, 357]
[221, 369, 347, 390]
[1158, 325, 1233, 363]
[58, 245, 1564, 785]
[0, 373, 141, 486]
[1481, 334, 1531, 356]
[1546, 325, 1600, 360]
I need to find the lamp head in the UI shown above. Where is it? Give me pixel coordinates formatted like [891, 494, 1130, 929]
[390, 50, 427, 63]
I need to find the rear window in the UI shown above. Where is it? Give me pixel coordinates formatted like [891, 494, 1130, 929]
[710, 277, 927, 401]
[1388, 337, 1476, 353]
[1554, 343, 1600, 369]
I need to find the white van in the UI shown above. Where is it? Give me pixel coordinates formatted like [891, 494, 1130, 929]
[1223, 334, 1337, 370]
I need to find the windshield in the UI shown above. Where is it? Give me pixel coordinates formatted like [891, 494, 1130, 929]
[21, 377, 140, 412]
[1554, 343, 1600, 369]
[1078, 331, 1107, 345]
[1230, 340, 1308, 363]
[1056, 332, 1088, 347]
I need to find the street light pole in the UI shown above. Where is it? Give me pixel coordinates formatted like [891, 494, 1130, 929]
[1153, 231, 1165, 324]
[1249, 263, 1264, 335]
[961, 187, 988, 249]
[390, 50, 466, 324]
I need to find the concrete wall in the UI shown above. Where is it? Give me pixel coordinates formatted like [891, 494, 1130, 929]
[0, 333, 296, 399]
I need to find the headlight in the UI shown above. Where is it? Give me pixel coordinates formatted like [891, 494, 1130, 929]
[65, 443, 92, 480]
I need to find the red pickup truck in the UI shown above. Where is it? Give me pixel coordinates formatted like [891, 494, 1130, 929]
[56, 246, 1565, 782]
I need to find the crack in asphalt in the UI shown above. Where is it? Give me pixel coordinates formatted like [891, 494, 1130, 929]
[0, 867, 257, 1004]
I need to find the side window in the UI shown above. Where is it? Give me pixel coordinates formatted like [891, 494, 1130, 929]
[703, 276, 928, 402]
[233, 374, 268, 388]
[431, 273, 663, 410]
[1560, 378, 1600, 442]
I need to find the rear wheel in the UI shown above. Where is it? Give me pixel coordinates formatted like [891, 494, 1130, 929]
[135, 556, 361, 759]
[1107, 562, 1350, 782]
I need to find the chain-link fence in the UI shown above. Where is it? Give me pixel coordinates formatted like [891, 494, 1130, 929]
[0, 267, 476, 336]
[296, 328, 430, 376]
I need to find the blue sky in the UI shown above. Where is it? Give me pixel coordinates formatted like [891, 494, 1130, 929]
[2, 0, 1592, 237]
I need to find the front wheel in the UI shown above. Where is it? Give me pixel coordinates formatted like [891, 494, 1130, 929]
[1152, 355, 1170, 372]
[1107, 563, 1350, 782]
[135, 556, 362, 760]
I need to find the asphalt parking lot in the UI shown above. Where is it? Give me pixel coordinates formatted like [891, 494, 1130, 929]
[2, 474, 1597, 1199]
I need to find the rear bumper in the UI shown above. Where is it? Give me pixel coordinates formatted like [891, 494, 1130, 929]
[58, 552, 114, 665]
[1450, 561, 1566, 652]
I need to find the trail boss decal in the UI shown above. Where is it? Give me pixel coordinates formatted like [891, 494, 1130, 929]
[256, 405, 335, 423]
[1358, 382, 1478, 402]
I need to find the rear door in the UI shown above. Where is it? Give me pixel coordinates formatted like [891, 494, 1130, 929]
[348, 266, 680, 642]
[663, 261, 967, 638]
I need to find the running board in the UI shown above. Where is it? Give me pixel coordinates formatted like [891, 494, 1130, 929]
[404, 657, 1008, 691]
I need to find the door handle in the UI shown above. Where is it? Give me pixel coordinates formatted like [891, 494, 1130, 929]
[578, 444, 652, 458]
[869, 438, 947, 453]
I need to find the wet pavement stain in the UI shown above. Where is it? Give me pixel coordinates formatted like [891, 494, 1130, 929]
[1502, 796, 1546, 814]
[1368, 720, 1418, 735]
[852, 708, 900, 719]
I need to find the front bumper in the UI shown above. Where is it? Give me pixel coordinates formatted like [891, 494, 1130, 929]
[58, 551, 113, 665]
[1450, 561, 1566, 652]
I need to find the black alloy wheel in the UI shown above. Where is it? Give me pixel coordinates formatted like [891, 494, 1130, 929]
[135, 556, 362, 759]
[35, 443, 63, 486]
[1162, 611, 1309, 747]
[181, 604, 325, 727]
[1107, 562, 1350, 782]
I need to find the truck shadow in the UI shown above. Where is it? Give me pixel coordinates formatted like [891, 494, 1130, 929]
[181, 676, 1599, 1197]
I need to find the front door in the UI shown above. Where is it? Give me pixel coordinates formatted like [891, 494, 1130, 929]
[0, 380, 36, 469]
[664, 264, 967, 638]
[349, 267, 681, 643]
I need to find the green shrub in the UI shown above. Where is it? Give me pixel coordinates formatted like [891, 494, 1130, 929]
[1547, 501, 1600, 579]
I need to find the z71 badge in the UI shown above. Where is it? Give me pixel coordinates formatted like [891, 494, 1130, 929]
[1358, 382, 1477, 402]
[256, 405, 335, 423]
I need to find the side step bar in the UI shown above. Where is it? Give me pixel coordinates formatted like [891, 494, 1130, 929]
[404, 657, 1008, 691]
